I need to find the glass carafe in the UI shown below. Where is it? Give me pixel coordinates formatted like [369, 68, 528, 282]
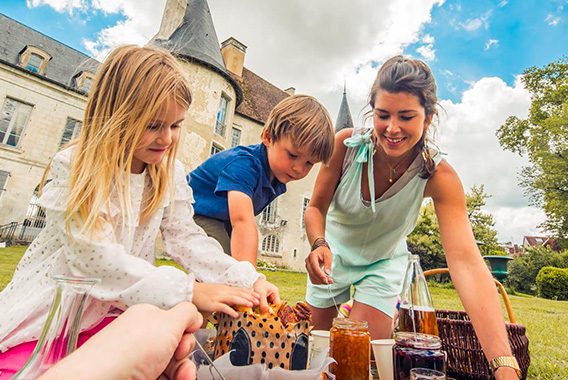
[396, 254, 438, 336]
[12, 275, 99, 379]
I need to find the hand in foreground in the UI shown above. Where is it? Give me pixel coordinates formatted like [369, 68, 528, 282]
[305, 246, 333, 285]
[40, 302, 203, 380]
[252, 277, 281, 314]
[193, 282, 260, 318]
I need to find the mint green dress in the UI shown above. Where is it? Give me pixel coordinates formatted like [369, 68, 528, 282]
[306, 128, 442, 317]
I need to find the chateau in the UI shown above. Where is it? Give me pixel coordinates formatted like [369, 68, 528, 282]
[0, 0, 353, 271]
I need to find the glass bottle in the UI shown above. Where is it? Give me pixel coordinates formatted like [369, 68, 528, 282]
[396, 254, 439, 336]
[12, 275, 100, 379]
[393, 332, 446, 380]
[329, 318, 370, 380]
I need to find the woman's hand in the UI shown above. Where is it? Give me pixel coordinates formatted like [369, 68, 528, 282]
[305, 246, 333, 285]
[193, 282, 260, 318]
[252, 277, 281, 313]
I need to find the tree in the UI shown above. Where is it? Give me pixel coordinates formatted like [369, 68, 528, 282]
[496, 58, 568, 247]
[408, 185, 499, 270]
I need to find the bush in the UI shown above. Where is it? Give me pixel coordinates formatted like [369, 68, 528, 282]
[536, 266, 568, 300]
[506, 246, 568, 294]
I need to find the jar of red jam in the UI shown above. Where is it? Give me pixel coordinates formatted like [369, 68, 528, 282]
[329, 318, 370, 380]
[393, 332, 446, 380]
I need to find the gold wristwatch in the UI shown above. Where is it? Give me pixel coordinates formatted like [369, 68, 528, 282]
[490, 356, 521, 377]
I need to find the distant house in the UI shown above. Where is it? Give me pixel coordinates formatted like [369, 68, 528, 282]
[522, 235, 559, 251]
[500, 242, 522, 256]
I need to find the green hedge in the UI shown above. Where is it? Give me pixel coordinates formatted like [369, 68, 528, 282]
[536, 266, 568, 300]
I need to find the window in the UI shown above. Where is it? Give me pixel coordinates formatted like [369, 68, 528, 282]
[0, 98, 33, 147]
[0, 170, 9, 200]
[73, 71, 95, 94]
[214, 94, 230, 136]
[19, 46, 51, 75]
[261, 200, 277, 223]
[262, 235, 280, 253]
[59, 118, 82, 148]
[301, 197, 310, 228]
[26, 53, 43, 73]
[210, 143, 223, 156]
[230, 127, 241, 147]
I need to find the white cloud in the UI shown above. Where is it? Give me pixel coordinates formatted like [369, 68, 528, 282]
[26, 0, 88, 13]
[545, 14, 561, 26]
[438, 76, 540, 243]
[417, 44, 436, 61]
[484, 38, 499, 50]
[459, 11, 492, 31]
[498, 0, 508, 7]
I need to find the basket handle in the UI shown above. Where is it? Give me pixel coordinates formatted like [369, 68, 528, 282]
[423, 268, 516, 323]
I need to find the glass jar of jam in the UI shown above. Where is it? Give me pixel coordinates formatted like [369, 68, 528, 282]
[393, 332, 446, 380]
[329, 318, 370, 380]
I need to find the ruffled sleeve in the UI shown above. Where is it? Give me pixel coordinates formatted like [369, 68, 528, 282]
[38, 150, 196, 310]
[161, 160, 261, 290]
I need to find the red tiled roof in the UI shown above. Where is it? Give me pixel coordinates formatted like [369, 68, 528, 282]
[230, 67, 289, 124]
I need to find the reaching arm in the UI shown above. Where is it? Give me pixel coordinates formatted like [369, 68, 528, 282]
[304, 129, 350, 284]
[228, 190, 259, 266]
[426, 161, 518, 380]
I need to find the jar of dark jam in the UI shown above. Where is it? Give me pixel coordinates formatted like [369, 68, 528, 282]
[393, 332, 446, 380]
[329, 318, 370, 380]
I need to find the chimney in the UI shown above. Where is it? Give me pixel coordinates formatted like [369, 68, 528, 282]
[284, 87, 296, 96]
[154, 0, 186, 40]
[221, 37, 247, 77]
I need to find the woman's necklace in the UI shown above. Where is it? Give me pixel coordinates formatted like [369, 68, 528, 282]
[381, 146, 415, 183]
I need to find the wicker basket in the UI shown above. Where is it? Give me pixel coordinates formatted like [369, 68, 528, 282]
[424, 268, 530, 380]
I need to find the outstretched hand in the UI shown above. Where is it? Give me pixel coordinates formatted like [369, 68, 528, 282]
[40, 302, 203, 380]
[193, 282, 260, 318]
[305, 246, 334, 285]
[252, 277, 281, 314]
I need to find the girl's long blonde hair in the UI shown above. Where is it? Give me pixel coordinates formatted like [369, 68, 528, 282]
[66, 44, 192, 234]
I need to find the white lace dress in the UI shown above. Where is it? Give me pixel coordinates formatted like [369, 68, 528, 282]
[0, 148, 260, 351]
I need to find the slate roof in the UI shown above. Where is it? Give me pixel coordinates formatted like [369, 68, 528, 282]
[230, 67, 289, 124]
[0, 13, 100, 92]
[152, 0, 243, 106]
[335, 86, 354, 132]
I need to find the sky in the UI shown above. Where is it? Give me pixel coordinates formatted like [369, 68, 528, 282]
[1, 0, 567, 244]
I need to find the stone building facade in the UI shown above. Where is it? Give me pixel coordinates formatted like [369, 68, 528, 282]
[0, 1, 354, 271]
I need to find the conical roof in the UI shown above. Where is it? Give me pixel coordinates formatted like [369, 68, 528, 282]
[335, 84, 354, 132]
[152, 0, 242, 105]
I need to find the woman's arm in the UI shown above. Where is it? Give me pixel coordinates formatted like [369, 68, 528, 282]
[304, 128, 351, 284]
[426, 161, 519, 380]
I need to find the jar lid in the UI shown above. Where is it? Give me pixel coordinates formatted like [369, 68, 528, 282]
[394, 332, 441, 349]
[332, 317, 368, 329]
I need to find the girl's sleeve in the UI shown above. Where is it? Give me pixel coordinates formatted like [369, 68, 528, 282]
[39, 151, 195, 310]
[160, 161, 261, 288]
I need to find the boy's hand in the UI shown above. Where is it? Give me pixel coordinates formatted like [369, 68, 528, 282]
[305, 246, 334, 285]
[252, 277, 281, 314]
[193, 282, 260, 318]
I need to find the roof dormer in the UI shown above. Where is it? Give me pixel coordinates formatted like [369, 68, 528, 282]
[18, 45, 52, 75]
[73, 71, 96, 94]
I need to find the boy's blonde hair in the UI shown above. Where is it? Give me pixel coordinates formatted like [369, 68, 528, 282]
[261, 95, 334, 164]
[65, 44, 192, 234]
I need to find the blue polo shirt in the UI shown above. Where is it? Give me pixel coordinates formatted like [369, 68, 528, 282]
[188, 144, 287, 222]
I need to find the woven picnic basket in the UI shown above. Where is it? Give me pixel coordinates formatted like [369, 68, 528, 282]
[424, 268, 530, 380]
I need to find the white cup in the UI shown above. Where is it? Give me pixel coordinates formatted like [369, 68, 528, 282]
[308, 330, 330, 368]
[371, 339, 395, 380]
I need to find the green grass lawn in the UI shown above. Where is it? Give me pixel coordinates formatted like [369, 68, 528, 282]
[2, 247, 567, 379]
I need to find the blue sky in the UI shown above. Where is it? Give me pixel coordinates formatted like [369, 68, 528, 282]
[404, 0, 567, 101]
[1, 0, 567, 242]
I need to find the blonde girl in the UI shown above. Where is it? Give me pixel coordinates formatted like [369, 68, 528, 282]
[0, 45, 279, 378]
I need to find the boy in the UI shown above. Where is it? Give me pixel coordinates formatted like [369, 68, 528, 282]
[188, 95, 335, 266]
